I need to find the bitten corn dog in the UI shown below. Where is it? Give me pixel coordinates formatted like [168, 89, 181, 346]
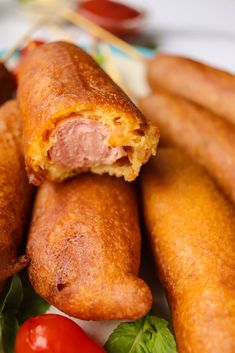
[139, 92, 235, 204]
[141, 148, 235, 353]
[17, 41, 159, 185]
[27, 174, 152, 320]
[0, 100, 32, 284]
[147, 53, 235, 125]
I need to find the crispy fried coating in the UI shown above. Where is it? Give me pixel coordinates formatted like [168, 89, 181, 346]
[17, 41, 158, 185]
[141, 148, 235, 353]
[0, 100, 32, 284]
[147, 53, 235, 125]
[139, 91, 235, 204]
[27, 174, 152, 320]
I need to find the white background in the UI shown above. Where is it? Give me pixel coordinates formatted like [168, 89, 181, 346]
[1, 0, 235, 71]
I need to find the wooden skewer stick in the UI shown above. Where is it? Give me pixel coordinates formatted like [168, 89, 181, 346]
[48, 23, 75, 42]
[61, 8, 147, 63]
[1, 13, 53, 64]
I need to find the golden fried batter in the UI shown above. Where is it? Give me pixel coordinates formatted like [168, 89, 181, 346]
[141, 148, 235, 353]
[139, 92, 235, 204]
[27, 174, 152, 320]
[148, 53, 235, 125]
[0, 100, 32, 284]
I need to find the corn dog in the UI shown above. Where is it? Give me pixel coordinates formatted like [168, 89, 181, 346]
[147, 53, 235, 125]
[17, 41, 159, 185]
[141, 148, 235, 353]
[139, 91, 235, 204]
[27, 174, 152, 320]
[0, 100, 32, 284]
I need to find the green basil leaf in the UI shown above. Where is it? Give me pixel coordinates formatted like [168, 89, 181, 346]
[18, 280, 50, 324]
[0, 275, 23, 315]
[144, 316, 177, 353]
[105, 317, 149, 353]
[1, 314, 19, 353]
[104, 314, 177, 353]
[0, 273, 50, 353]
[0, 275, 23, 353]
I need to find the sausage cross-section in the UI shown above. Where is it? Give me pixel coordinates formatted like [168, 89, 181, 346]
[17, 41, 159, 185]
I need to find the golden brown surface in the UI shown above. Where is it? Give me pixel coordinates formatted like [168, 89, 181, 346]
[141, 148, 235, 353]
[27, 174, 152, 320]
[17, 41, 159, 185]
[148, 53, 235, 125]
[0, 100, 32, 283]
[139, 91, 235, 204]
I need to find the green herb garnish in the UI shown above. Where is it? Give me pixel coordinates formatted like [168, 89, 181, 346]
[0, 274, 50, 353]
[104, 314, 177, 353]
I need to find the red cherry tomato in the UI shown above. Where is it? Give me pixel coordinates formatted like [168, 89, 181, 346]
[15, 314, 106, 353]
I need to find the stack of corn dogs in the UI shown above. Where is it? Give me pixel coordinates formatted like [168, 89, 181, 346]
[0, 41, 158, 321]
[1, 38, 235, 353]
[140, 54, 235, 352]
